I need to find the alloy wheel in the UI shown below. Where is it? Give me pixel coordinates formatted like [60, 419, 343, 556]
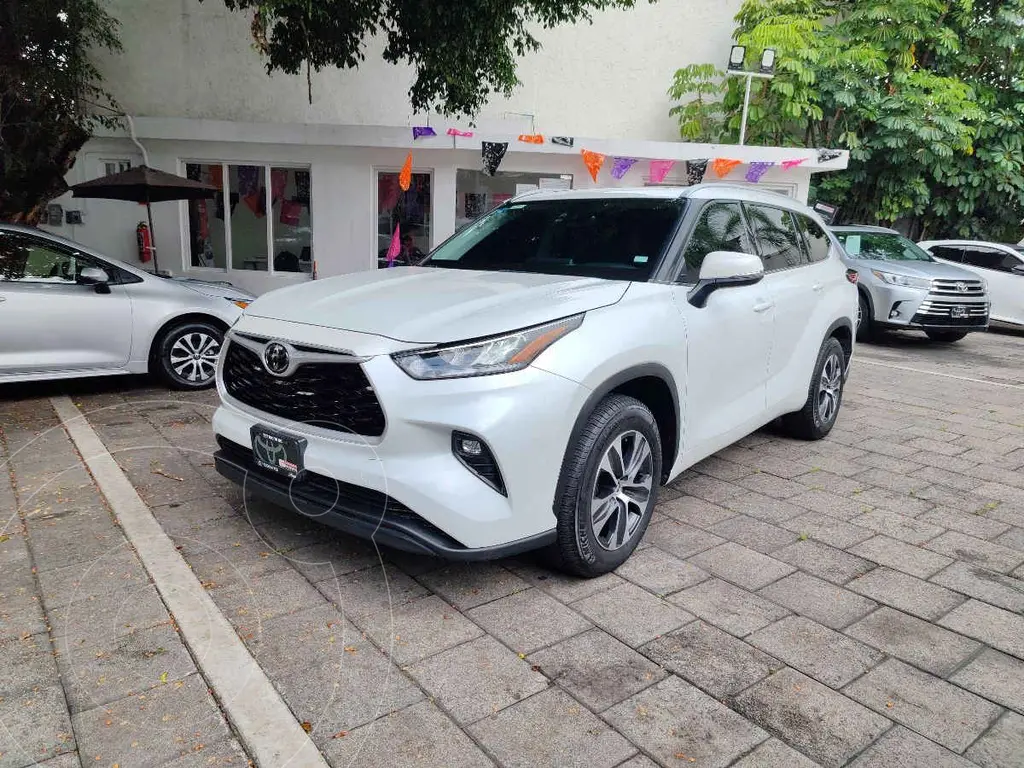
[590, 430, 654, 551]
[817, 352, 842, 425]
[169, 332, 220, 384]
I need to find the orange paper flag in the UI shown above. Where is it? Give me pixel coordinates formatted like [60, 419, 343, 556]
[399, 152, 413, 191]
[711, 158, 742, 178]
[581, 149, 606, 182]
[518, 134, 544, 144]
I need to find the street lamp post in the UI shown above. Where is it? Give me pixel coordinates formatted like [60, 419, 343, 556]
[725, 46, 776, 145]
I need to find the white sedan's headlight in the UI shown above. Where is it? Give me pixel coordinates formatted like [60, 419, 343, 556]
[392, 314, 584, 380]
[871, 270, 931, 290]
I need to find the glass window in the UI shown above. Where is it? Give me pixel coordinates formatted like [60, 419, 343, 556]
[925, 245, 964, 262]
[0, 233, 100, 282]
[961, 246, 1019, 273]
[229, 165, 268, 271]
[836, 232, 933, 262]
[745, 205, 807, 271]
[456, 169, 572, 230]
[378, 171, 431, 268]
[796, 215, 831, 263]
[186, 163, 228, 269]
[270, 168, 313, 273]
[680, 202, 751, 283]
[185, 163, 312, 275]
[424, 198, 685, 281]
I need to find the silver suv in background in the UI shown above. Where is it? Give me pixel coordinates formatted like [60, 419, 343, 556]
[0, 224, 254, 389]
[832, 225, 989, 343]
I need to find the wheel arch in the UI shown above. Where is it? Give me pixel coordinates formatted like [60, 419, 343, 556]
[563, 364, 680, 486]
[857, 285, 875, 322]
[826, 316, 854, 369]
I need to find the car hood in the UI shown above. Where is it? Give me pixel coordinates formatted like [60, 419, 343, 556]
[170, 277, 255, 302]
[850, 258, 980, 281]
[244, 267, 630, 343]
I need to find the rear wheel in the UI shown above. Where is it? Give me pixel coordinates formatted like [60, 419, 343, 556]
[548, 394, 662, 577]
[782, 337, 845, 441]
[925, 329, 968, 343]
[154, 321, 223, 390]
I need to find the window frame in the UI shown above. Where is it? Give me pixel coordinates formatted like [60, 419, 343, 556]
[924, 244, 965, 263]
[372, 165, 434, 270]
[179, 160, 313, 277]
[741, 202, 810, 273]
[960, 245, 1020, 273]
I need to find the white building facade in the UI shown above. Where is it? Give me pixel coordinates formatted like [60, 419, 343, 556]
[43, 0, 848, 295]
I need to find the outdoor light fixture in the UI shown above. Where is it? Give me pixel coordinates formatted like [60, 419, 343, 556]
[725, 45, 777, 145]
[728, 45, 746, 71]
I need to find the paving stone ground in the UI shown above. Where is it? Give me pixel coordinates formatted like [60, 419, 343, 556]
[2, 328, 1024, 767]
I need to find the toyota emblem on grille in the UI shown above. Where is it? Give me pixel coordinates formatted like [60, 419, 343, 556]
[955, 281, 968, 293]
[263, 342, 290, 375]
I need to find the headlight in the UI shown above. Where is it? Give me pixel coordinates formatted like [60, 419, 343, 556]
[870, 270, 931, 290]
[392, 314, 584, 380]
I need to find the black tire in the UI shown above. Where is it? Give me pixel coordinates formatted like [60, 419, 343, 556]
[153, 320, 224, 390]
[548, 394, 662, 577]
[926, 329, 969, 343]
[782, 337, 846, 441]
[856, 292, 874, 342]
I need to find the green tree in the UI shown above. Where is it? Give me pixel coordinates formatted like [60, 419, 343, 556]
[217, 0, 646, 115]
[0, 0, 122, 223]
[670, 0, 1024, 240]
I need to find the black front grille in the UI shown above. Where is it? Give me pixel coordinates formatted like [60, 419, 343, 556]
[222, 341, 386, 437]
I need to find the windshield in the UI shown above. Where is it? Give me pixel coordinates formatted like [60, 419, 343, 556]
[835, 232, 933, 262]
[422, 197, 685, 280]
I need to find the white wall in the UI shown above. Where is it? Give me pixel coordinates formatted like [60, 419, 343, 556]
[97, 0, 743, 142]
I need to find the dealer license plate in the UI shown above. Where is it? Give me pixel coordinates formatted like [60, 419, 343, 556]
[250, 425, 306, 479]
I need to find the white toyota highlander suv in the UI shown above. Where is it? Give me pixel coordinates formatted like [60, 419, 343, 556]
[213, 185, 856, 576]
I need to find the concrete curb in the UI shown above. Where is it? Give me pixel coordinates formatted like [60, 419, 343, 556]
[51, 395, 329, 768]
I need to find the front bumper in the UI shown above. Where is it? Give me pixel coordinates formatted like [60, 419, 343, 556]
[213, 336, 589, 553]
[866, 283, 989, 331]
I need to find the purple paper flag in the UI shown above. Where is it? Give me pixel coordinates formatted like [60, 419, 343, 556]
[412, 126, 437, 140]
[446, 127, 474, 137]
[649, 160, 675, 184]
[610, 157, 638, 180]
[745, 161, 774, 183]
[386, 223, 401, 265]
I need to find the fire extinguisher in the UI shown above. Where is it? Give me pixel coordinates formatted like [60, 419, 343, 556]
[136, 221, 153, 263]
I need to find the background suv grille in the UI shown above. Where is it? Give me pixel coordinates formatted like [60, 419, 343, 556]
[222, 341, 386, 437]
[930, 278, 985, 296]
[915, 300, 989, 318]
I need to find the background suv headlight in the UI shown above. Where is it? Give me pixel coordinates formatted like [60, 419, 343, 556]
[393, 314, 584, 380]
[871, 270, 931, 290]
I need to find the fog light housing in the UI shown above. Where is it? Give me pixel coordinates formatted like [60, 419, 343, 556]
[452, 431, 506, 496]
[889, 302, 903, 319]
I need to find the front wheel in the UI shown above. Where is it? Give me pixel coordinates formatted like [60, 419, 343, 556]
[926, 330, 968, 343]
[154, 321, 224, 390]
[782, 337, 846, 441]
[548, 394, 662, 577]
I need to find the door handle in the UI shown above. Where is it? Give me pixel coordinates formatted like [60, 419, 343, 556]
[812, 283, 825, 293]
[0, 295, 6, 303]
[753, 300, 774, 313]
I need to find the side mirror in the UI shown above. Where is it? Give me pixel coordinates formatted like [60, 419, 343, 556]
[1012, 264, 1024, 276]
[77, 266, 111, 294]
[688, 251, 764, 308]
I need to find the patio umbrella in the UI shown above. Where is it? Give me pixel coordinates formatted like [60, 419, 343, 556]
[71, 165, 217, 274]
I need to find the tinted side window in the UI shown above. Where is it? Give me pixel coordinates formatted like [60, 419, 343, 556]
[796, 215, 831, 263]
[745, 205, 807, 271]
[679, 202, 751, 282]
[0, 233, 102, 283]
[928, 245, 964, 262]
[962, 247, 1017, 273]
